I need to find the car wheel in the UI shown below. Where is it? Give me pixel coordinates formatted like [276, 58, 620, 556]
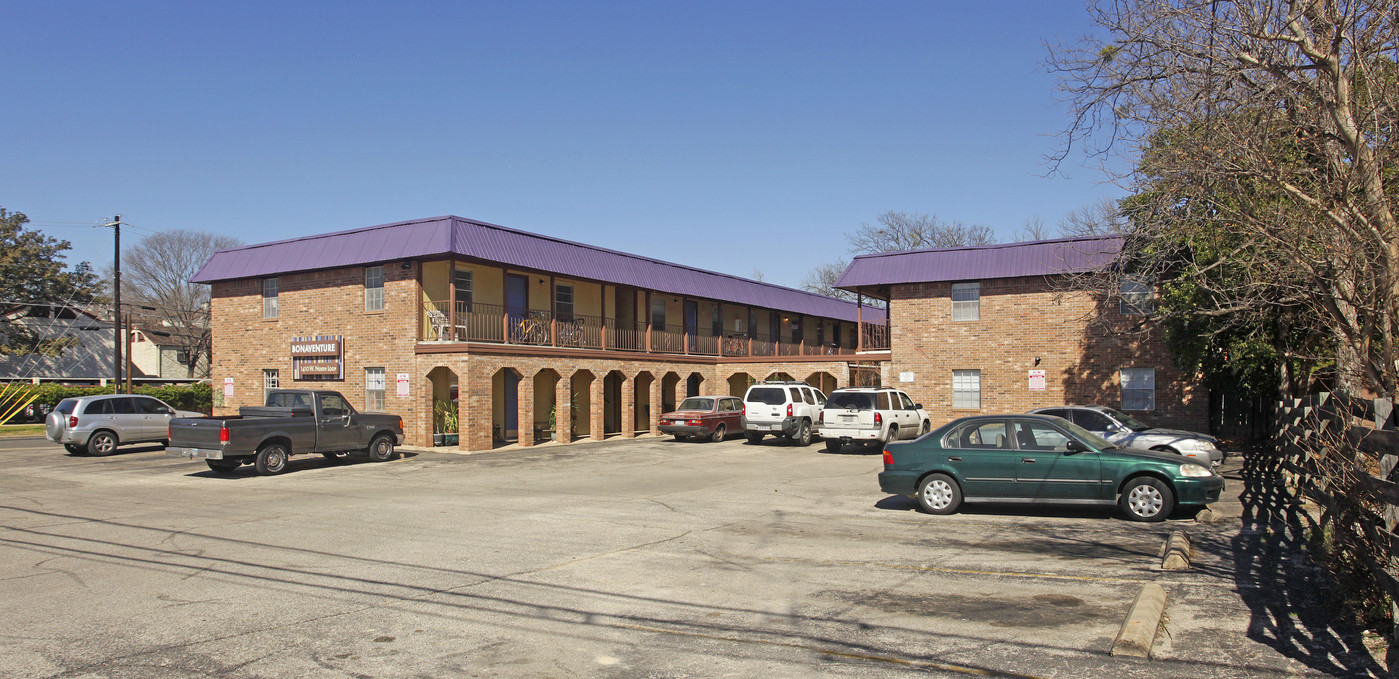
[366, 434, 397, 462]
[86, 431, 117, 457]
[64, 443, 86, 455]
[884, 425, 898, 445]
[916, 473, 962, 515]
[795, 420, 812, 447]
[206, 459, 240, 473]
[920, 420, 931, 436]
[746, 433, 763, 445]
[825, 439, 842, 453]
[254, 444, 289, 475]
[710, 425, 726, 443]
[1120, 477, 1174, 522]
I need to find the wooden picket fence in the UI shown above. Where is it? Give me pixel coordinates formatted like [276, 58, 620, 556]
[1274, 392, 1399, 637]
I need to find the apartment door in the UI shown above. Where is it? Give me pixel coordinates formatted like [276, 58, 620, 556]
[506, 274, 529, 342]
[684, 300, 699, 352]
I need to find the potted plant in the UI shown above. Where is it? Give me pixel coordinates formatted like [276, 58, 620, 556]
[547, 394, 579, 441]
[434, 400, 459, 446]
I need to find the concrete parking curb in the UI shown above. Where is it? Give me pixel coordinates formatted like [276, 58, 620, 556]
[1110, 583, 1166, 658]
[1160, 530, 1192, 571]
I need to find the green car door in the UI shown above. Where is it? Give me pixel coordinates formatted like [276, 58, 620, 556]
[942, 419, 1021, 498]
[1010, 419, 1106, 500]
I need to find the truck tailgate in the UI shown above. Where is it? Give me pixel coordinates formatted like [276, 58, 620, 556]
[168, 418, 226, 449]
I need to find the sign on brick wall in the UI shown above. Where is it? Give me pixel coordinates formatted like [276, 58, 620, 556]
[291, 335, 343, 380]
[1028, 370, 1046, 391]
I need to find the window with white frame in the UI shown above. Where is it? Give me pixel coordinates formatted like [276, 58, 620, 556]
[365, 367, 386, 412]
[262, 278, 279, 319]
[1121, 368, 1156, 411]
[365, 266, 385, 311]
[263, 369, 279, 404]
[1119, 277, 1155, 315]
[453, 269, 473, 312]
[555, 284, 574, 321]
[951, 282, 980, 321]
[952, 369, 981, 409]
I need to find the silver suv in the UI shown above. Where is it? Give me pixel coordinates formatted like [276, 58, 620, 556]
[741, 380, 826, 446]
[46, 394, 203, 456]
[1027, 405, 1224, 466]
[819, 387, 931, 452]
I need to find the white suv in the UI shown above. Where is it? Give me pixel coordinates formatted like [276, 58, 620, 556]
[818, 387, 930, 453]
[741, 380, 826, 446]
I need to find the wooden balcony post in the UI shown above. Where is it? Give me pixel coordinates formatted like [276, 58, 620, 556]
[447, 259, 457, 342]
[645, 291, 653, 352]
[856, 294, 864, 353]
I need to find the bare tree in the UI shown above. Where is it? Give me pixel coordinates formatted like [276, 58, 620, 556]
[122, 230, 241, 377]
[1048, 0, 1399, 398]
[847, 211, 996, 254]
[1057, 198, 1128, 238]
[799, 261, 857, 301]
[1012, 215, 1053, 242]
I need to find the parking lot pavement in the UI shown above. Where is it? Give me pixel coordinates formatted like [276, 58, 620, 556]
[0, 436, 1384, 677]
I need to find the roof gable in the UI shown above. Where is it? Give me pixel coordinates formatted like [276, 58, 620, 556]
[833, 235, 1124, 290]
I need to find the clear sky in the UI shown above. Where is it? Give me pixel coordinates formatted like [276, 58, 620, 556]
[2, 1, 1123, 290]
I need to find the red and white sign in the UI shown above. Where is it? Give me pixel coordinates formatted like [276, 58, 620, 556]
[1028, 370, 1046, 392]
[223, 377, 234, 397]
[396, 373, 410, 397]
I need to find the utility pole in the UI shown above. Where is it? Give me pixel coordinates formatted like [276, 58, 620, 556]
[112, 215, 121, 394]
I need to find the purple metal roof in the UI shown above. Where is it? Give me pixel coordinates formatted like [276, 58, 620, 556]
[191, 216, 884, 323]
[833, 235, 1124, 290]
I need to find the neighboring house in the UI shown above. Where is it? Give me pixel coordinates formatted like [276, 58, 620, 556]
[834, 236, 1207, 432]
[0, 307, 118, 384]
[128, 324, 211, 379]
[192, 215, 892, 450]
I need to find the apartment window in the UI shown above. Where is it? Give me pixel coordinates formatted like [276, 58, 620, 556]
[263, 369, 279, 404]
[365, 266, 385, 311]
[1121, 368, 1156, 411]
[711, 305, 722, 337]
[1119, 277, 1155, 315]
[175, 349, 190, 365]
[951, 282, 980, 321]
[365, 367, 386, 412]
[262, 278, 279, 319]
[452, 269, 473, 312]
[651, 297, 667, 328]
[952, 369, 981, 409]
[554, 284, 574, 321]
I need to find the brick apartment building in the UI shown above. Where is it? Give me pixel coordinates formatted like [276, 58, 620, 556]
[192, 216, 893, 450]
[834, 236, 1207, 431]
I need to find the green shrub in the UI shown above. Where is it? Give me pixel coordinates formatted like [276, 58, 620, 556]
[5, 382, 213, 422]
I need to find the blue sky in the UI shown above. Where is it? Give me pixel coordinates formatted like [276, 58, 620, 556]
[2, 1, 1122, 289]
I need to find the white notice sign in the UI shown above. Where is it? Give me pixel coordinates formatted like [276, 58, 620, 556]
[899, 372, 914, 383]
[1028, 370, 1046, 392]
[396, 373, 410, 397]
[223, 377, 234, 397]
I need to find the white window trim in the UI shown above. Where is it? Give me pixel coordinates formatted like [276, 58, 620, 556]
[365, 367, 386, 412]
[1119, 277, 1155, 316]
[262, 278, 279, 319]
[952, 369, 981, 410]
[365, 266, 385, 312]
[951, 282, 980, 322]
[1121, 367, 1156, 411]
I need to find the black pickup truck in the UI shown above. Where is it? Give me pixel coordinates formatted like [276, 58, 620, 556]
[167, 389, 405, 475]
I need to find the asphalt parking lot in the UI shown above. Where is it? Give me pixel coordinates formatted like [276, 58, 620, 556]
[0, 434, 1385, 678]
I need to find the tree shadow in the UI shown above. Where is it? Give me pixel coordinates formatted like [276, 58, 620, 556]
[1231, 448, 1387, 677]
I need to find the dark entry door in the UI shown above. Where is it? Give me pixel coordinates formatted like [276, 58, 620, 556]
[504, 371, 520, 441]
[506, 275, 529, 342]
[684, 300, 699, 352]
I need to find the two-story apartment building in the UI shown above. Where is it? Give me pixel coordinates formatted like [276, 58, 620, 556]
[834, 235, 1206, 431]
[192, 216, 892, 450]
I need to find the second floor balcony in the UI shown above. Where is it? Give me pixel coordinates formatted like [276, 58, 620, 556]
[422, 300, 890, 357]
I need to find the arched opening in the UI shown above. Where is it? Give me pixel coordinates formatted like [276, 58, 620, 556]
[686, 372, 704, 397]
[570, 370, 595, 441]
[534, 369, 561, 443]
[661, 372, 680, 414]
[634, 371, 655, 435]
[765, 371, 794, 382]
[727, 372, 752, 397]
[427, 366, 459, 447]
[805, 371, 838, 396]
[604, 370, 626, 436]
[491, 367, 523, 447]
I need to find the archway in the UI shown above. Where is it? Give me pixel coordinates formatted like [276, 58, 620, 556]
[727, 372, 752, 397]
[805, 371, 838, 396]
[766, 371, 794, 382]
[534, 369, 560, 443]
[427, 366, 459, 447]
[491, 367, 523, 447]
[570, 370, 595, 441]
[634, 372, 655, 434]
[686, 372, 704, 398]
[604, 370, 626, 436]
[661, 372, 680, 414]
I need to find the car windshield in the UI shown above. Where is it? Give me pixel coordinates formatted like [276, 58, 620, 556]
[826, 392, 874, 410]
[1048, 417, 1119, 450]
[746, 388, 786, 406]
[677, 398, 714, 411]
[1100, 407, 1152, 431]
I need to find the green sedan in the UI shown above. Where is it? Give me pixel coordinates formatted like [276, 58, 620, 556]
[878, 414, 1224, 522]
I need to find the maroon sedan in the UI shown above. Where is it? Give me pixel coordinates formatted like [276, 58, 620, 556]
[659, 396, 746, 442]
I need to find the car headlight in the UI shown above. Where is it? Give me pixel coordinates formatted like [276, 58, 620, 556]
[1179, 463, 1214, 477]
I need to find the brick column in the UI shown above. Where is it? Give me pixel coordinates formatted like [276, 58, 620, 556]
[590, 377, 606, 441]
[556, 376, 573, 443]
[620, 374, 635, 438]
[649, 376, 663, 435]
[414, 372, 434, 447]
[464, 365, 492, 451]
[517, 371, 535, 447]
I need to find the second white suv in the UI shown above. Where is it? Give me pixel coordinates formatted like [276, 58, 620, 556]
[741, 380, 826, 446]
[818, 387, 930, 453]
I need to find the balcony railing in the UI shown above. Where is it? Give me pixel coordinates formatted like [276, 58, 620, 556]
[422, 300, 889, 357]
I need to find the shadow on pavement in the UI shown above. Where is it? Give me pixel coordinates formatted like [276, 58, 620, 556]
[1232, 449, 1388, 677]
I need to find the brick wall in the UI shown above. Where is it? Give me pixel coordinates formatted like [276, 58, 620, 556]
[885, 276, 1206, 431]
